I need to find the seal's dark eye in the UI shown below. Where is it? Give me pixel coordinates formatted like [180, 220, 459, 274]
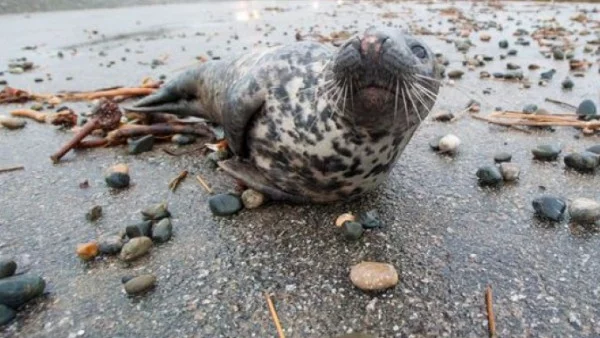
[411, 45, 427, 59]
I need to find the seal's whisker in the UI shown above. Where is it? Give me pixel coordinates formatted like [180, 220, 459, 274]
[394, 79, 399, 125]
[401, 86, 410, 125]
[413, 82, 438, 103]
[410, 83, 432, 117]
[404, 82, 422, 123]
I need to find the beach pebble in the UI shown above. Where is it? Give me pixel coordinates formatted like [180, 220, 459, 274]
[119, 237, 152, 262]
[522, 104, 538, 114]
[540, 69, 556, 80]
[476, 165, 503, 186]
[152, 218, 173, 243]
[479, 33, 491, 42]
[561, 77, 574, 89]
[126, 220, 153, 239]
[532, 144, 561, 161]
[564, 152, 599, 172]
[447, 70, 464, 79]
[127, 135, 154, 155]
[241, 189, 265, 209]
[85, 205, 102, 222]
[0, 304, 16, 326]
[141, 203, 170, 221]
[0, 260, 17, 279]
[357, 210, 383, 229]
[335, 213, 356, 227]
[171, 134, 196, 145]
[438, 134, 460, 154]
[576, 100, 597, 121]
[0, 275, 46, 309]
[105, 164, 130, 189]
[569, 198, 600, 223]
[506, 62, 520, 69]
[98, 235, 124, 255]
[494, 152, 512, 163]
[349, 262, 399, 292]
[76, 242, 99, 261]
[586, 144, 600, 155]
[342, 221, 364, 241]
[124, 274, 156, 295]
[208, 194, 243, 216]
[498, 39, 509, 48]
[0, 117, 26, 130]
[429, 136, 443, 151]
[532, 196, 567, 222]
[500, 163, 520, 181]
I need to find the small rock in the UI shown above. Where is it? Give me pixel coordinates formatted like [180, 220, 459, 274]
[0, 275, 46, 309]
[532, 144, 561, 161]
[127, 135, 154, 155]
[152, 218, 173, 243]
[98, 235, 123, 255]
[124, 274, 156, 295]
[30, 103, 43, 111]
[121, 275, 135, 284]
[522, 104, 538, 114]
[532, 196, 566, 222]
[576, 100, 597, 121]
[507, 49, 518, 56]
[586, 144, 600, 155]
[479, 33, 491, 42]
[493, 72, 504, 78]
[500, 163, 520, 181]
[476, 165, 503, 186]
[141, 202, 170, 221]
[561, 77, 574, 89]
[553, 49, 565, 60]
[126, 220, 153, 239]
[342, 221, 364, 240]
[494, 152, 512, 163]
[438, 134, 460, 154]
[540, 69, 556, 80]
[357, 210, 383, 229]
[0, 304, 16, 326]
[466, 99, 480, 112]
[208, 194, 243, 216]
[433, 112, 454, 122]
[8, 67, 23, 74]
[349, 261, 399, 291]
[506, 62, 520, 70]
[429, 136, 443, 151]
[171, 134, 196, 145]
[0, 117, 26, 130]
[479, 71, 491, 79]
[335, 213, 356, 227]
[76, 242, 99, 261]
[498, 39, 509, 48]
[119, 236, 153, 262]
[447, 70, 464, 79]
[241, 189, 265, 209]
[564, 152, 599, 172]
[504, 70, 523, 80]
[0, 260, 17, 279]
[105, 164, 130, 189]
[85, 205, 102, 222]
[528, 64, 540, 70]
[569, 198, 600, 223]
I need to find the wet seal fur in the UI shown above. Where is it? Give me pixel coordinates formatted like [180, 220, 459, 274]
[128, 26, 442, 203]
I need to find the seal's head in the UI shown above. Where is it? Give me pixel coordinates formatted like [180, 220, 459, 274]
[332, 26, 441, 129]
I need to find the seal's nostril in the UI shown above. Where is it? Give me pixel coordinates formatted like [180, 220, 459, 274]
[359, 34, 390, 60]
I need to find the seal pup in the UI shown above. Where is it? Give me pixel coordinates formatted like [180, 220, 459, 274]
[127, 26, 442, 203]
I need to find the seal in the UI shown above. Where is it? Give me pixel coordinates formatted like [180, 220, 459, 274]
[128, 26, 441, 203]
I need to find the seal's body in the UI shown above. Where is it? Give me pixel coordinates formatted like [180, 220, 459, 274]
[129, 27, 441, 203]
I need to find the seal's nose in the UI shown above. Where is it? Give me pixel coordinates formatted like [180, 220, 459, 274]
[359, 31, 389, 61]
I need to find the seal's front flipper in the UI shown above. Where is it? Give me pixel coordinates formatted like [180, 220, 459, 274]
[125, 69, 208, 118]
[218, 159, 310, 204]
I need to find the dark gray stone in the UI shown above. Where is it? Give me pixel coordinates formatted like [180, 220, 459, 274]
[494, 152, 512, 163]
[357, 210, 383, 229]
[522, 104, 538, 114]
[98, 235, 123, 255]
[85, 205, 102, 222]
[586, 144, 600, 155]
[499, 39, 509, 48]
[152, 218, 173, 243]
[208, 194, 243, 216]
[105, 172, 130, 189]
[561, 77, 574, 89]
[0, 260, 17, 279]
[429, 136, 443, 151]
[127, 135, 155, 155]
[540, 69, 556, 80]
[0, 275, 45, 309]
[126, 220, 153, 239]
[476, 165, 503, 186]
[0, 304, 16, 326]
[576, 100, 597, 121]
[532, 144, 561, 161]
[171, 134, 196, 145]
[342, 221, 364, 241]
[564, 152, 600, 172]
[532, 196, 567, 222]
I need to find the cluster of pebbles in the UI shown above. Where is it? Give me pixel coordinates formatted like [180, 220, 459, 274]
[76, 202, 173, 295]
[0, 260, 46, 326]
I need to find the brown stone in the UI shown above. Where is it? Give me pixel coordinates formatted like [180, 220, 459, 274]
[119, 236, 152, 262]
[76, 241, 99, 261]
[350, 261, 398, 291]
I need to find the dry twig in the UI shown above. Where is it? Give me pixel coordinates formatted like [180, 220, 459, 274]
[485, 285, 496, 338]
[0, 165, 24, 174]
[168, 170, 188, 191]
[195, 174, 213, 194]
[265, 292, 286, 338]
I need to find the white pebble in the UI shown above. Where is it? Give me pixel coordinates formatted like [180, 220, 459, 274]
[438, 134, 461, 153]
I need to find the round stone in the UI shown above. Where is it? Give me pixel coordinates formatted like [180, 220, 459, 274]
[532, 144, 561, 161]
[126, 220, 153, 239]
[76, 242, 99, 261]
[532, 196, 567, 222]
[500, 163, 520, 181]
[506, 62, 520, 69]
[171, 134, 196, 145]
[498, 39, 509, 48]
[119, 237, 153, 262]
[357, 210, 383, 229]
[105, 172, 130, 189]
[522, 104, 538, 114]
[0, 275, 46, 309]
[553, 49, 565, 60]
[0, 304, 16, 326]
[0, 260, 17, 279]
[476, 165, 503, 186]
[438, 134, 460, 154]
[342, 221, 364, 241]
[564, 152, 600, 172]
[540, 69, 556, 80]
[494, 152, 512, 163]
[561, 77, 574, 89]
[208, 194, 243, 216]
[241, 189, 265, 209]
[98, 235, 124, 255]
[141, 202, 170, 221]
[0, 117, 26, 130]
[349, 262, 399, 292]
[569, 198, 600, 224]
[447, 70, 464, 79]
[127, 135, 154, 155]
[124, 274, 156, 295]
[507, 49, 518, 56]
[576, 100, 597, 121]
[152, 218, 173, 243]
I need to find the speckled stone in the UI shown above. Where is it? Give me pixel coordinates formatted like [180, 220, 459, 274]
[357, 210, 383, 229]
[500, 163, 520, 181]
[241, 189, 265, 209]
[564, 152, 599, 172]
[98, 235, 124, 255]
[342, 221, 364, 240]
[532, 144, 561, 161]
[127, 135, 155, 154]
[350, 262, 399, 291]
[0, 275, 46, 309]
[532, 196, 566, 222]
[124, 274, 156, 295]
[208, 194, 243, 216]
[569, 198, 600, 224]
[152, 218, 173, 243]
[141, 203, 170, 221]
[119, 237, 152, 262]
[85, 205, 102, 222]
[476, 165, 503, 186]
[0, 260, 17, 279]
